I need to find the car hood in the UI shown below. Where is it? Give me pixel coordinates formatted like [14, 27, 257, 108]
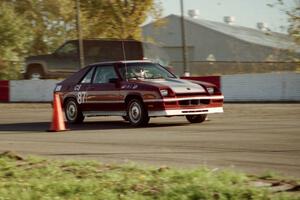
[141, 78, 206, 94]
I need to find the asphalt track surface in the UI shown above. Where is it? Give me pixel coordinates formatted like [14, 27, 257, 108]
[0, 103, 299, 178]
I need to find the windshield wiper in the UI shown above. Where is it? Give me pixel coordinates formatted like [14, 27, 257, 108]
[146, 75, 164, 79]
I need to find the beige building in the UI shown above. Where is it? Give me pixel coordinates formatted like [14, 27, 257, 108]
[142, 14, 300, 75]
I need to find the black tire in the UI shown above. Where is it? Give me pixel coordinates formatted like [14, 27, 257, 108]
[25, 66, 44, 79]
[186, 114, 207, 123]
[127, 99, 149, 127]
[64, 98, 84, 124]
[122, 116, 129, 121]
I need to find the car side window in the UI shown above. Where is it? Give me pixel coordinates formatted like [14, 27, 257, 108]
[81, 67, 95, 84]
[86, 46, 100, 57]
[56, 42, 77, 56]
[93, 65, 117, 84]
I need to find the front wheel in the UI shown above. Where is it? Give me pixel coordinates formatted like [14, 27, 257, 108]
[127, 99, 149, 127]
[186, 114, 207, 123]
[64, 99, 85, 124]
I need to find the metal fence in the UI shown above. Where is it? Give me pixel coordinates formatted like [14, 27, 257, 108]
[170, 61, 300, 76]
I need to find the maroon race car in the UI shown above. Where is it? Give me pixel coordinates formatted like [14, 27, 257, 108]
[54, 60, 224, 127]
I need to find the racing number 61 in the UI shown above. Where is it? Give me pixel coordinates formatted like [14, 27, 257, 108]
[77, 92, 87, 104]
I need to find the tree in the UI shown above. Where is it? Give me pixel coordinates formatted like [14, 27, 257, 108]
[286, 2, 299, 44]
[268, 0, 300, 44]
[0, 3, 30, 79]
[80, 0, 162, 39]
[2, 0, 77, 55]
[0, 0, 161, 79]
[4, 0, 161, 56]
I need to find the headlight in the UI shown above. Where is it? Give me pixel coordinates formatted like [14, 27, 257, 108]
[160, 89, 169, 97]
[207, 87, 214, 94]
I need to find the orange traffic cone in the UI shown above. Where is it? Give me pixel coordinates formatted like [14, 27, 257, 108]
[48, 93, 68, 132]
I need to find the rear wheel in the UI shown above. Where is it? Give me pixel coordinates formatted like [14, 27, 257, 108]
[64, 99, 84, 124]
[186, 114, 207, 123]
[25, 66, 44, 79]
[127, 99, 149, 127]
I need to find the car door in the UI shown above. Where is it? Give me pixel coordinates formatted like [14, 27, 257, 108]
[49, 41, 80, 72]
[85, 64, 123, 114]
[73, 67, 95, 111]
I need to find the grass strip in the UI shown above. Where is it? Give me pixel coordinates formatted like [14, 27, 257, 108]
[0, 152, 299, 200]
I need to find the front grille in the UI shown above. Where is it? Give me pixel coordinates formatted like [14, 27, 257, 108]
[179, 99, 210, 106]
[176, 93, 206, 97]
[164, 101, 177, 105]
[182, 110, 208, 113]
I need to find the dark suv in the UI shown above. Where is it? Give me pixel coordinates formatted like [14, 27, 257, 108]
[24, 39, 169, 79]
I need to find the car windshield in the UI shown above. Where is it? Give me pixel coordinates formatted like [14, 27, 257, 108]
[118, 63, 176, 80]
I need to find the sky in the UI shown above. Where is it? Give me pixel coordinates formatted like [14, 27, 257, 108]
[158, 0, 296, 33]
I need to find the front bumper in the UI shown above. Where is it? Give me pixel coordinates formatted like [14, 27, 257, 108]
[145, 95, 224, 117]
[148, 106, 223, 117]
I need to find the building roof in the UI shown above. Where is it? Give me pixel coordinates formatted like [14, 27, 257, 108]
[146, 14, 300, 53]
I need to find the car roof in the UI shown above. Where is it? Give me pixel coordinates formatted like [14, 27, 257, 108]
[67, 39, 140, 42]
[60, 60, 155, 85]
[89, 60, 152, 67]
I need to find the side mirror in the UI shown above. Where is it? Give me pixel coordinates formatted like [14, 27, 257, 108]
[109, 78, 119, 84]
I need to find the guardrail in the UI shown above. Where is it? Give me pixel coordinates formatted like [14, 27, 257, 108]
[0, 72, 300, 102]
[0, 81, 9, 102]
